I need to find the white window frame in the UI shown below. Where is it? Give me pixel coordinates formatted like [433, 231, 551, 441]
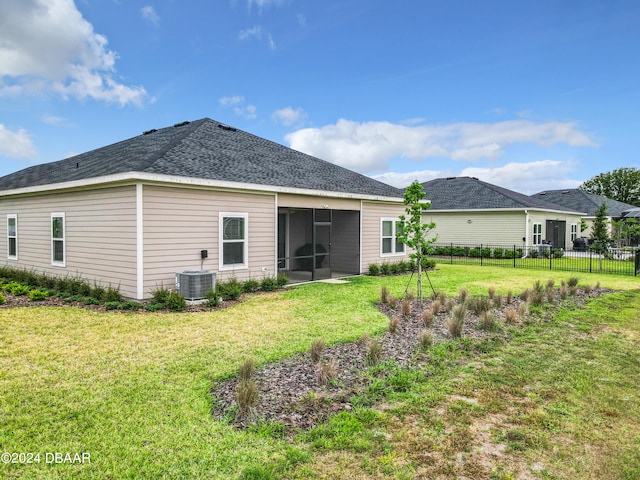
[51, 212, 66, 267]
[570, 223, 578, 242]
[380, 218, 405, 256]
[7, 214, 17, 261]
[219, 212, 248, 271]
[533, 223, 542, 245]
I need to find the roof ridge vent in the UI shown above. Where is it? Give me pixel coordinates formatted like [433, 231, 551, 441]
[218, 123, 237, 132]
[561, 190, 570, 194]
[446, 176, 456, 180]
[142, 129, 157, 135]
[173, 121, 190, 128]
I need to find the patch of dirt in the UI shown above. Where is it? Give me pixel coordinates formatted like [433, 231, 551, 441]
[211, 286, 610, 430]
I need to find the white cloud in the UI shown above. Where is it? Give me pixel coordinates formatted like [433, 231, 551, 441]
[285, 119, 596, 174]
[41, 114, 65, 126]
[0, 0, 147, 106]
[140, 5, 160, 27]
[272, 106, 307, 126]
[371, 169, 444, 188]
[219, 95, 257, 119]
[247, 0, 286, 11]
[238, 25, 276, 50]
[0, 124, 37, 159]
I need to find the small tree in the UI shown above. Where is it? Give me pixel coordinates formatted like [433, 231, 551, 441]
[397, 180, 437, 302]
[590, 202, 611, 269]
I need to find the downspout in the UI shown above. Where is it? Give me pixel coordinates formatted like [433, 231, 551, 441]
[524, 209, 530, 252]
[136, 183, 144, 300]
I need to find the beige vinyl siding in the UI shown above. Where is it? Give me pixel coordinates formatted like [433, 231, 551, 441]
[361, 201, 410, 269]
[424, 211, 526, 246]
[142, 185, 276, 297]
[0, 185, 137, 295]
[528, 212, 584, 248]
[278, 193, 360, 210]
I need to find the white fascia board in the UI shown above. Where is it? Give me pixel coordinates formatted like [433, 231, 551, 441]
[0, 171, 404, 203]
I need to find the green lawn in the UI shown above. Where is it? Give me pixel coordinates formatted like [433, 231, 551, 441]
[0, 264, 638, 479]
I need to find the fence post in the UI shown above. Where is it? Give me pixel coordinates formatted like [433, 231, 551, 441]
[513, 245, 516, 268]
[450, 242, 453, 265]
[589, 249, 592, 273]
[480, 244, 483, 266]
[550, 247, 553, 271]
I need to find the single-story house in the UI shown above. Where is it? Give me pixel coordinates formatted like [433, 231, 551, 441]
[420, 177, 585, 249]
[0, 118, 410, 299]
[530, 189, 640, 245]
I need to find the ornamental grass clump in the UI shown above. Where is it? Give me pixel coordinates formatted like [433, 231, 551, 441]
[418, 329, 433, 351]
[238, 359, 255, 383]
[466, 296, 492, 315]
[316, 360, 338, 386]
[506, 290, 513, 304]
[400, 299, 411, 318]
[458, 288, 469, 303]
[431, 300, 442, 316]
[380, 286, 389, 304]
[568, 276, 579, 288]
[518, 302, 529, 319]
[366, 339, 382, 366]
[236, 379, 259, 423]
[422, 310, 434, 327]
[504, 308, 517, 324]
[389, 316, 399, 334]
[487, 286, 496, 300]
[310, 339, 325, 364]
[479, 311, 496, 331]
[448, 305, 466, 338]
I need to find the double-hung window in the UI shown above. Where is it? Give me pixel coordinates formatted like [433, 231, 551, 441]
[7, 214, 17, 260]
[381, 218, 405, 256]
[51, 213, 65, 267]
[219, 213, 248, 270]
[532, 223, 542, 245]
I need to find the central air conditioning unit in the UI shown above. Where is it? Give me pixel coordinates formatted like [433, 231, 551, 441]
[175, 270, 216, 301]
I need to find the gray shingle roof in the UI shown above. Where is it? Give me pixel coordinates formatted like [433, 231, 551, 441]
[0, 118, 404, 198]
[421, 177, 583, 213]
[530, 189, 637, 217]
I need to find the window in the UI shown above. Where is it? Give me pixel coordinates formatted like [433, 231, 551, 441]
[381, 218, 405, 255]
[219, 213, 248, 270]
[571, 223, 578, 242]
[51, 213, 65, 266]
[533, 223, 542, 245]
[7, 214, 17, 260]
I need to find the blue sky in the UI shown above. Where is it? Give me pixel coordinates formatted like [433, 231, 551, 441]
[1, 0, 639, 194]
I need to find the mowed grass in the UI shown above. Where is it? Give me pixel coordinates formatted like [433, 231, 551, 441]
[0, 264, 638, 478]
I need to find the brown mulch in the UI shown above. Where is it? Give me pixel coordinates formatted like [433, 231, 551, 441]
[211, 287, 610, 431]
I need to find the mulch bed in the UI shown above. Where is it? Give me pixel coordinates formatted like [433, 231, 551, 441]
[211, 286, 610, 431]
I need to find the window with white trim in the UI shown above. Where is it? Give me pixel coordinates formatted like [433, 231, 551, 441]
[51, 213, 65, 266]
[219, 213, 248, 270]
[570, 223, 578, 242]
[533, 223, 542, 245]
[381, 218, 405, 255]
[7, 214, 17, 260]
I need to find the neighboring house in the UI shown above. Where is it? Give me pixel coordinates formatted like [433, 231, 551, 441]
[420, 177, 585, 249]
[0, 118, 410, 299]
[530, 189, 639, 245]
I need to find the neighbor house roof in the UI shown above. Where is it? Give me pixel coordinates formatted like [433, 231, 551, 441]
[0, 118, 404, 199]
[530, 189, 637, 218]
[420, 177, 584, 214]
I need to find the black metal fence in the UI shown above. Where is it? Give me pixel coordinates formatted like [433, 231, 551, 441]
[428, 243, 639, 277]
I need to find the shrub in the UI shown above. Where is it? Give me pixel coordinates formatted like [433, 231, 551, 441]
[380, 263, 391, 276]
[469, 248, 481, 258]
[217, 278, 243, 301]
[366, 339, 382, 366]
[368, 264, 380, 276]
[242, 279, 260, 293]
[10, 283, 30, 296]
[205, 289, 221, 307]
[0, 292, 5, 305]
[28, 289, 47, 301]
[389, 316, 399, 334]
[84, 297, 101, 306]
[419, 329, 433, 351]
[552, 248, 564, 258]
[105, 301, 121, 310]
[90, 283, 106, 301]
[310, 339, 325, 364]
[493, 248, 504, 258]
[316, 360, 338, 386]
[150, 284, 171, 304]
[448, 305, 466, 338]
[121, 301, 143, 311]
[145, 303, 165, 312]
[165, 292, 186, 312]
[260, 276, 278, 292]
[103, 285, 123, 303]
[276, 274, 289, 288]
